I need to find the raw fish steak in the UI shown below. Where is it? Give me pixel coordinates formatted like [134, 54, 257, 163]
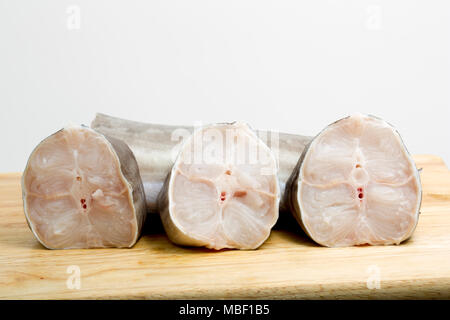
[284, 114, 422, 247]
[22, 126, 146, 249]
[158, 122, 280, 250]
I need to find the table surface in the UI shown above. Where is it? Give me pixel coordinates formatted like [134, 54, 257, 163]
[0, 154, 449, 299]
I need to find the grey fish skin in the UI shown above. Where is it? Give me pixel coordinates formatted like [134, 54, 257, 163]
[105, 134, 147, 238]
[91, 113, 312, 213]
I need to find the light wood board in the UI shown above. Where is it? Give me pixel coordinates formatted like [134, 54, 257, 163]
[0, 154, 449, 299]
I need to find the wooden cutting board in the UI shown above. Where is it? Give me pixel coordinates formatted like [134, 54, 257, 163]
[0, 154, 449, 299]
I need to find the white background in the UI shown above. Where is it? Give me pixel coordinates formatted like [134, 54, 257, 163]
[0, 1, 449, 172]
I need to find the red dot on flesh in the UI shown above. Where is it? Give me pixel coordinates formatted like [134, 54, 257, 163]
[220, 191, 226, 201]
[358, 193, 364, 199]
[82, 204, 87, 209]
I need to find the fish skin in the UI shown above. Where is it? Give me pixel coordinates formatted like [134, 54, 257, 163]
[102, 134, 147, 243]
[91, 113, 312, 213]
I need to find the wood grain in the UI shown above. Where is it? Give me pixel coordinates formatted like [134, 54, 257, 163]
[0, 155, 449, 299]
